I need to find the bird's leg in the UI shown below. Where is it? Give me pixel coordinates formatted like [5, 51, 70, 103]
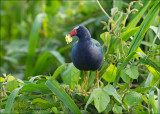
[81, 71, 87, 92]
[96, 70, 99, 88]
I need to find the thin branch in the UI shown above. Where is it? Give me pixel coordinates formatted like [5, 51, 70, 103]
[96, 0, 111, 20]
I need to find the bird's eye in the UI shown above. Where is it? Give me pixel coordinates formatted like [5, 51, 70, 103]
[77, 29, 80, 31]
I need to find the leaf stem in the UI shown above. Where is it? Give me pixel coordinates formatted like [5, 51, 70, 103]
[96, 0, 111, 20]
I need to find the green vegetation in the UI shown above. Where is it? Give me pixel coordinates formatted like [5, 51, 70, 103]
[0, 0, 160, 113]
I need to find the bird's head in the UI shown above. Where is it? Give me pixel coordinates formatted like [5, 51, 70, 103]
[69, 26, 91, 39]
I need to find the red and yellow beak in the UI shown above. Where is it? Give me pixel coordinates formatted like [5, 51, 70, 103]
[69, 29, 76, 37]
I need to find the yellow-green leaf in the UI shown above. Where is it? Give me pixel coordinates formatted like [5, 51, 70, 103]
[102, 64, 117, 83]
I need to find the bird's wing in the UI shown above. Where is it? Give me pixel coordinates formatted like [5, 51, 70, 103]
[91, 38, 103, 54]
[91, 38, 102, 48]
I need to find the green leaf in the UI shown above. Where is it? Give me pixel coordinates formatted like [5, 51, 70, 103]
[25, 13, 47, 79]
[50, 51, 65, 65]
[124, 91, 142, 106]
[150, 26, 160, 39]
[103, 84, 122, 103]
[120, 69, 130, 83]
[45, 78, 81, 114]
[113, 0, 122, 11]
[52, 63, 68, 79]
[125, 65, 139, 79]
[100, 32, 111, 47]
[156, 88, 160, 114]
[121, 27, 139, 41]
[93, 88, 110, 113]
[142, 95, 149, 105]
[148, 66, 160, 86]
[86, 72, 95, 91]
[104, 104, 112, 113]
[32, 51, 65, 76]
[5, 87, 22, 113]
[144, 73, 153, 87]
[51, 107, 59, 114]
[84, 93, 94, 110]
[32, 98, 48, 104]
[20, 83, 51, 94]
[112, 104, 122, 113]
[61, 63, 80, 89]
[149, 90, 157, 113]
[135, 51, 160, 86]
[128, 2, 160, 54]
[104, 38, 118, 59]
[102, 64, 117, 83]
[137, 52, 160, 72]
[6, 79, 18, 92]
[114, 52, 136, 86]
[29, 75, 44, 83]
[130, 87, 152, 93]
[125, 1, 151, 30]
[32, 52, 53, 76]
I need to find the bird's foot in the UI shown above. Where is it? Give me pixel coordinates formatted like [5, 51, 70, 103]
[80, 90, 91, 96]
[97, 80, 99, 88]
[69, 89, 91, 96]
[96, 70, 99, 88]
[95, 80, 103, 88]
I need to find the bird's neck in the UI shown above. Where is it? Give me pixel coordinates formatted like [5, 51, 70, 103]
[78, 33, 91, 42]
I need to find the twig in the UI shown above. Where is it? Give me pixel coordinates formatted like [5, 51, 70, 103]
[96, 0, 112, 20]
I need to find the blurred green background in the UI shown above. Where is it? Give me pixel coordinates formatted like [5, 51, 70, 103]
[0, 0, 159, 80]
[0, 0, 110, 79]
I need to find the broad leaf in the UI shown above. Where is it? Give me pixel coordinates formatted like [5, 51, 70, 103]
[114, 52, 136, 86]
[20, 83, 51, 94]
[112, 104, 122, 113]
[84, 93, 94, 110]
[121, 27, 139, 41]
[130, 87, 152, 93]
[102, 64, 117, 83]
[103, 84, 122, 103]
[124, 91, 142, 106]
[6, 75, 18, 92]
[93, 88, 110, 113]
[104, 104, 112, 114]
[120, 69, 130, 83]
[125, 65, 139, 79]
[61, 63, 80, 89]
[32, 98, 48, 104]
[100, 32, 111, 47]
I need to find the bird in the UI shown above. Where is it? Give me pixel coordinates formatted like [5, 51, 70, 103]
[69, 26, 103, 91]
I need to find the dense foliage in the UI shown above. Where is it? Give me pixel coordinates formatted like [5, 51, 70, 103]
[0, 0, 160, 113]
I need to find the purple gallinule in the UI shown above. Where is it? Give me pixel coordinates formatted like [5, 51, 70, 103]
[69, 26, 103, 90]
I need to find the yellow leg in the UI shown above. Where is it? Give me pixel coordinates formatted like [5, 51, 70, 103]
[96, 70, 99, 88]
[81, 71, 87, 91]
